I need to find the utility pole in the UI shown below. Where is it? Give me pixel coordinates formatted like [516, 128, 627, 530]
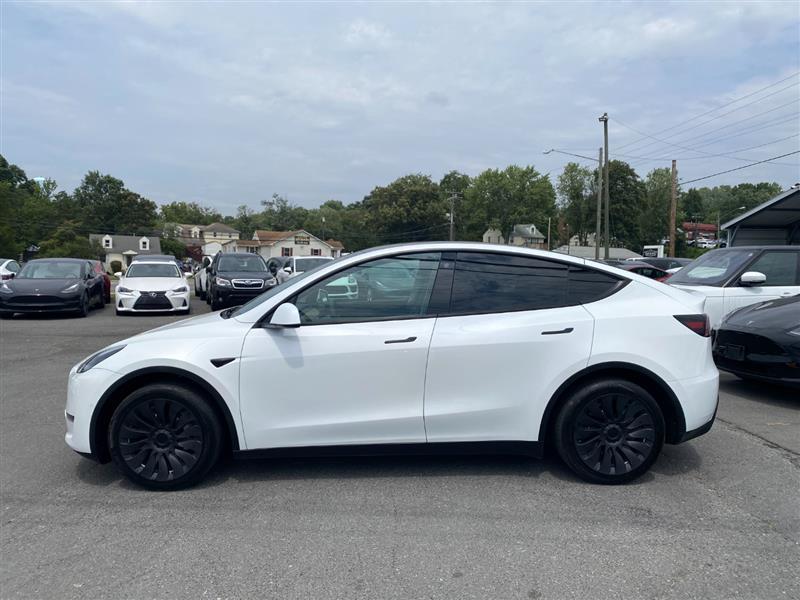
[669, 160, 677, 257]
[595, 147, 603, 260]
[599, 113, 610, 259]
[547, 217, 551, 251]
[447, 191, 459, 241]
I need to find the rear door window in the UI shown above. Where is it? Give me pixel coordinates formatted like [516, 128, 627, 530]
[450, 252, 568, 314]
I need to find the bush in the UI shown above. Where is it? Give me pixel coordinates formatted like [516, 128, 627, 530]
[110, 260, 122, 274]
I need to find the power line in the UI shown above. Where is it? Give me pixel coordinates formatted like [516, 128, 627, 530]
[615, 71, 800, 152]
[619, 81, 799, 155]
[613, 133, 800, 162]
[678, 151, 800, 185]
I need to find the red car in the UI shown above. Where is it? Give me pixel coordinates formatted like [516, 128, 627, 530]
[90, 260, 112, 303]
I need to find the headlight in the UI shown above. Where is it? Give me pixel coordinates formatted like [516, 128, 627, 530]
[789, 325, 800, 336]
[171, 285, 188, 293]
[61, 283, 79, 294]
[215, 277, 232, 287]
[0, 283, 12, 294]
[77, 345, 125, 373]
[117, 286, 134, 294]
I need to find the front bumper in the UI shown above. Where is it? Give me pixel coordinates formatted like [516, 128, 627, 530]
[214, 285, 275, 305]
[65, 366, 119, 457]
[116, 291, 190, 312]
[0, 294, 81, 313]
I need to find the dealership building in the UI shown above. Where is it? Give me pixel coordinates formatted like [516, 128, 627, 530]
[721, 186, 800, 247]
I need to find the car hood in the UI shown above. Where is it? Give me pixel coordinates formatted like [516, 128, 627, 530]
[120, 277, 185, 291]
[216, 271, 273, 281]
[5, 278, 81, 294]
[723, 295, 800, 330]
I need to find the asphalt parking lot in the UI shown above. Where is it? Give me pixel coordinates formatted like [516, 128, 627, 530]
[1, 301, 798, 600]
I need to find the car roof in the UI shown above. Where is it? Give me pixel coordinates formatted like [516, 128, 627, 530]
[131, 254, 177, 261]
[27, 257, 88, 263]
[219, 253, 264, 258]
[709, 245, 798, 251]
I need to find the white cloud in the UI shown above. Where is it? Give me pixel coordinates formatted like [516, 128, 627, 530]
[344, 19, 392, 47]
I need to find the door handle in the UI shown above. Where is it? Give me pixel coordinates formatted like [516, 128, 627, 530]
[384, 336, 417, 344]
[541, 327, 574, 336]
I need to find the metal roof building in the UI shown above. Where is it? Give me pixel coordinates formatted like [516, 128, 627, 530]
[721, 186, 800, 246]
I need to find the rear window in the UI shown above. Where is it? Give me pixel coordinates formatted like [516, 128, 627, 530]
[668, 249, 757, 287]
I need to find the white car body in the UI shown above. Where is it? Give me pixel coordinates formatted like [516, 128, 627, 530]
[695, 239, 717, 249]
[66, 242, 719, 488]
[0, 258, 21, 280]
[668, 246, 800, 328]
[115, 261, 191, 314]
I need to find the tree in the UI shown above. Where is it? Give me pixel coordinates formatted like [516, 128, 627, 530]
[160, 236, 188, 259]
[359, 174, 447, 247]
[260, 193, 308, 231]
[73, 171, 157, 234]
[557, 163, 594, 246]
[606, 160, 647, 250]
[681, 188, 705, 223]
[37, 221, 103, 259]
[640, 167, 674, 245]
[462, 165, 556, 243]
[159, 201, 222, 225]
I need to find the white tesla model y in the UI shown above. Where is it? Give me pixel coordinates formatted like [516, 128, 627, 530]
[65, 242, 719, 489]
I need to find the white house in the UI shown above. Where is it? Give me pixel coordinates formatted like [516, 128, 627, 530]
[171, 222, 240, 259]
[482, 224, 546, 248]
[248, 230, 344, 259]
[89, 234, 163, 271]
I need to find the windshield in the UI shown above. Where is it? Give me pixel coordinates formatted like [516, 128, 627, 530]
[668, 249, 757, 287]
[294, 257, 332, 272]
[218, 255, 267, 272]
[230, 257, 344, 318]
[18, 261, 83, 279]
[126, 263, 180, 278]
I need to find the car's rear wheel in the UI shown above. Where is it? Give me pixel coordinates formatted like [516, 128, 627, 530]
[109, 384, 222, 490]
[554, 379, 664, 484]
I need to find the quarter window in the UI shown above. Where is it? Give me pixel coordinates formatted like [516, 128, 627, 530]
[450, 252, 568, 314]
[567, 266, 624, 303]
[294, 253, 440, 324]
[745, 251, 799, 286]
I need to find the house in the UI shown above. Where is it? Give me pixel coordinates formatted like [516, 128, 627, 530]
[170, 222, 241, 258]
[249, 230, 343, 259]
[721, 186, 800, 246]
[482, 224, 546, 248]
[682, 222, 717, 242]
[89, 234, 163, 271]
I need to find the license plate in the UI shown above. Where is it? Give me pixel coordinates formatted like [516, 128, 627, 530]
[722, 344, 745, 361]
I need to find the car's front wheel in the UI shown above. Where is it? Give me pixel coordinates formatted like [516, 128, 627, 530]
[554, 378, 664, 484]
[76, 293, 90, 318]
[108, 383, 223, 490]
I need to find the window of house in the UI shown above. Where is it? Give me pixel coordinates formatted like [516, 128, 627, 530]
[311, 248, 322, 256]
[282, 247, 293, 257]
[139, 238, 149, 251]
[103, 237, 112, 249]
[293, 253, 441, 324]
[746, 251, 799, 286]
[449, 252, 569, 314]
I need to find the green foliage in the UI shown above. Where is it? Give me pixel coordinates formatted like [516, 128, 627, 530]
[74, 171, 157, 234]
[606, 160, 647, 250]
[681, 189, 705, 222]
[38, 221, 103, 259]
[640, 167, 673, 246]
[462, 165, 556, 243]
[695, 182, 782, 223]
[160, 201, 222, 225]
[557, 163, 595, 246]
[160, 237, 188, 259]
[110, 260, 122, 274]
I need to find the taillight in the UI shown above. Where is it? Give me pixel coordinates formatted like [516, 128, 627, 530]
[674, 314, 710, 337]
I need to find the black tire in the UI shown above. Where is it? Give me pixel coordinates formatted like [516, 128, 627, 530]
[97, 288, 106, 309]
[553, 378, 664, 485]
[0, 312, 11, 319]
[108, 383, 223, 490]
[210, 295, 224, 311]
[76, 293, 90, 318]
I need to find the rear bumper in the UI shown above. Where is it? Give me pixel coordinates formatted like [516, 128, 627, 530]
[669, 368, 719, 443]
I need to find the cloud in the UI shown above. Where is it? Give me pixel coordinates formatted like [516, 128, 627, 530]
[344, 19, 392, 47]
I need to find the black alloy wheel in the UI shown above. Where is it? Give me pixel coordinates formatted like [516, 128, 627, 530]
[554, 379, 664, 484]
[77, 293, 90, 318]
[109, 384, 222, 490]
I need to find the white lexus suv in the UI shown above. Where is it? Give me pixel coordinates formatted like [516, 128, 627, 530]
[65, 242, 719, 490]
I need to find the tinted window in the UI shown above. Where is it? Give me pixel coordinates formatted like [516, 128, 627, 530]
[293, 257, 332, 272]
[8, 261, 20, 273]
[669, 249, 757, 287]
[450, 252, 567, 314]
[217, 255, 267, 272]
[18, 261, 83, 279]
[746, 251, 799, 286]
[567, 266, 624, 303]
[294, 253, 440, 324]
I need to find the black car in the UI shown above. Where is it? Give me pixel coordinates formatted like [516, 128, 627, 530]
[713, 294, 800, 387]
[205, 253, 276, 310]
[0, 258, 105, 318]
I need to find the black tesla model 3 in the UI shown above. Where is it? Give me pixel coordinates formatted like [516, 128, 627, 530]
[0, 258, 105, 318]
[713, 295, 800, 387]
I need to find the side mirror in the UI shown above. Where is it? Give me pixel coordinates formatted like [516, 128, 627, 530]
[283, 266, 292, 273]
[739, 271, 766, 286]
[268, 303, 301, 328]
[114, 272, 122, 278]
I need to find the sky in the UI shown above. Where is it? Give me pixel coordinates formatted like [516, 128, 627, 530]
[2, 1, 799, 214]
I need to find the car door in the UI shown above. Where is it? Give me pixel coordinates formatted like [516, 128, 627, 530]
[423, 252, 596, 443]
[239, 252, 442, 450]
[724, 249, 800, 315]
